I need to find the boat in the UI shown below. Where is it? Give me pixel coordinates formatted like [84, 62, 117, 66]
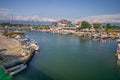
[116, 39, 120, 43]
[101, 33, 108, 39]
[6, 64, 27, 76]
[5, 31, 24, 36]
[118, 54, 120, 60]
[29, 40, 39, 51]
[115, 42, 120, 60]
[92, 34, 99, 39]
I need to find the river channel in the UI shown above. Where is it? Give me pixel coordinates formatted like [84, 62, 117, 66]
[15, 31, 120, 80]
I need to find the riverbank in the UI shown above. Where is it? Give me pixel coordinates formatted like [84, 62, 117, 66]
[0, 32, 35, 76]
[37, 27, 120, 39]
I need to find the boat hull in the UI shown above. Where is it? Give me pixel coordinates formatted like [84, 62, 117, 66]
[7, 64, 27, 76]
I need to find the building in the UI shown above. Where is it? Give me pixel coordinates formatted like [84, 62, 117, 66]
[76, 21, 81, 28]
[58, 19, 72, 27]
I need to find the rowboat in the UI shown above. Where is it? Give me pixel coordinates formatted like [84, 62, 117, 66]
[6, 64, 27, 76]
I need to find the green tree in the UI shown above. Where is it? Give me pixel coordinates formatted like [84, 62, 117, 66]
[0, 23, 11, 27]
[81, 21, 90, 29]
[93, 23, 101, 29]
[106, 23, 111, 29]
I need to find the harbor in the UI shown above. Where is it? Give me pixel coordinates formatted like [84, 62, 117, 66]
[0, 25, 120, 80]
[0, 27, 120, 80]
[0, 0, 120, 80]
[14, 31, 120, 80]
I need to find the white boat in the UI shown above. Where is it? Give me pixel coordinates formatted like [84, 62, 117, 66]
[118, 55, 120, 60]
[101, 34, 108, 39]
[115, 43, 120, 60]
[29, 40, 39, 51]
[116, 39, 120, 43]
[7, 64, 27, 76]
[92, 34, 99, 38]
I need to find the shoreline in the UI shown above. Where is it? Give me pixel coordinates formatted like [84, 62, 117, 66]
[0, 32, 35, 75]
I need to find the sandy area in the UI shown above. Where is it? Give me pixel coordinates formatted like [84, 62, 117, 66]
[0, 33, 23, 68]
[0, 33, 22, 55]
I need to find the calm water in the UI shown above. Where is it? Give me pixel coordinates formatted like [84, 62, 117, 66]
[15, 31, 120, 80]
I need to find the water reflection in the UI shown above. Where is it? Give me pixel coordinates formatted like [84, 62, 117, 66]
[15, 31, 118, 80]
[79, 37, 90, 43]
[15, 64, 54, 80]
[101, 39, 107, 44]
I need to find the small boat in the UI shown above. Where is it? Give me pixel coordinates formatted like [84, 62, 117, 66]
[29, 40, 39, 51]
[115, 42, 120, 60]
[6, 64, 27, 76]
[15, 35, 29, 42]
[5, 31, 24, 36]
[118, 54, 120, 60]
[92, 34, 99, 39]
[116, 39, 120, 43]
[101, 33, 108, 39]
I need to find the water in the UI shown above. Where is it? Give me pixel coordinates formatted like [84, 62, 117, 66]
[14, 31, 120, 80]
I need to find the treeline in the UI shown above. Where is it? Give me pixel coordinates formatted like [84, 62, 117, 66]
[0, 22, 120, 31]
[78, 21, 120, 31]
[0, 23, 50, 29]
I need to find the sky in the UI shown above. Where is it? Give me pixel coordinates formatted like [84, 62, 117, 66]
[0, 0, 120, 23]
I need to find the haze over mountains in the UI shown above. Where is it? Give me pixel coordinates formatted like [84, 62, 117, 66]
[0, 13, 120, 24]
[0, 8, 120, 25]
[75, 14, 120, 23]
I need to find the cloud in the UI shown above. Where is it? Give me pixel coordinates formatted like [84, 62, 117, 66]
[0, 8, 56, 22]
[13, 15, 56, 22]
[0, 8, 12, 15]
[0, 8, 12, 20]
[75, 14, 120, 23]
[0, 9, 120, 23]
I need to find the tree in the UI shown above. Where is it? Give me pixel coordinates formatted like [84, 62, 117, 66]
[0, 23, 11, 27]
[93, 23, 101, 29]
[81, 21, 90, 29]
[106, 23, 111, 29]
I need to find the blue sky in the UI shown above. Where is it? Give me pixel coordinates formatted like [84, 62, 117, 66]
[0, 0, 120, 21]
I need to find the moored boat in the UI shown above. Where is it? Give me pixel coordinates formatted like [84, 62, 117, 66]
[115, 42, 120, 60]
[5, 31, 24, 36]
[6, 64, 27, 76]
[29, 40, 39, 51]
[101, 32, 108, 39]
[92, 33, 99, 39]
[118, 54, 120, 60]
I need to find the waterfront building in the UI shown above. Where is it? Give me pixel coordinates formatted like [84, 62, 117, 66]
[58, 19, 72, 27]
[76, 21, 81, 28]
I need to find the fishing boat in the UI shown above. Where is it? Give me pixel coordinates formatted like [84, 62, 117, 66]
[101, 33, 108, 39]
[6, 64, 27, 76]
[92, 34, 99, 39]
[5, 31, 24, 36]
[29, 40, 39, 51]
[115, 42, 120, 60]
[116, 39, 120, 43]
[118, 54, 120, 60]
